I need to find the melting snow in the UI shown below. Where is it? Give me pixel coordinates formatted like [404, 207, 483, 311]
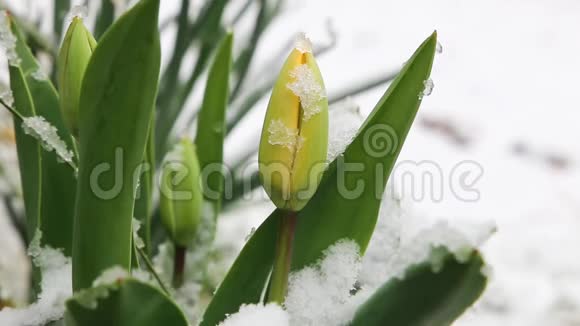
[287, 64, 326, 121]
[327, 98, 364, 161]
[0, 230, 72, 325]
[0, 11, 21, 67]
[218, 303, 290, 326]
[132, 218, 145, 250]
[31, 69, 48, 81]
[419, 78, 434, 99]
[22, 116, 74, 164]
[0, 83, 14, 107]
[267, 119, 304, 151]
[294, 32, 313, 53]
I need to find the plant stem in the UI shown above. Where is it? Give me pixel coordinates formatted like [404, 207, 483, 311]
[136, 246, 170, 296]
[173, 245, 186, 288]
[268, 210, 298, 304]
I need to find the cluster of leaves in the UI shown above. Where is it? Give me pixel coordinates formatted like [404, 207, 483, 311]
[0, 0, 487, 325]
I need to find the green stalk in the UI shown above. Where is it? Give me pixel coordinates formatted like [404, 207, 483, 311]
[267, 211, 297, 303]
[173, 245, 186, 288]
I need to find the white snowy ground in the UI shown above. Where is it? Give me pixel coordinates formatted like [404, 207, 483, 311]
[1, 0, 580, 325]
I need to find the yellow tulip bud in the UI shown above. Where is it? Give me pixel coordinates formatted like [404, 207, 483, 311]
[57, 17, 97, 137]
[259, 33, 328, 212]
[159, 138, 203, 247]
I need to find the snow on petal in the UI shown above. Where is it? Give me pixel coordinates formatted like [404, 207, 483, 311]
[287, 64, 326, 122]
[294, 32, 313, 53]
[268, 119, 304, 151]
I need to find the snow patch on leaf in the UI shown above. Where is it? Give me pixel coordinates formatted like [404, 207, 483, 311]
[285, 239, 364, 326]
[218, 303, 289, 326]
[22, 116, 74, 164]
[0, 230, 72, 325]
[327, 98, 364, 161]
[0, 11, 21, 66]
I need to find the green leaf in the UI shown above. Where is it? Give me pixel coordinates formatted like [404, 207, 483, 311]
[8, 64, 41, 244]
[65, 279, 188, 326]
[9, 20, 78, 256]
[54, 0, 71, 41]
[202, 31, 437, 323]
[73, 0, 161, 291]
[200, 210, 280, 326]
[350, 250, 487, 326]
[195, 31, 233, 211]
[94, 0, 115, 39]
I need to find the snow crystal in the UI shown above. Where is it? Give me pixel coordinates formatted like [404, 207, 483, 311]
[22, 116, 74, 164]
[287, 64, 326, 121]
[0, 11, 21, 66]
[0, 230, 72, 325]
[92, 265, 130, 287]
[327, 98, 364, 161]
[218, 303, 289, 326]
[372, 220, 493, 282]
[132, 218, 145, 249]
[67, 5, 88, 21]
[419, 78, 434, 99]
[268, 119, 304, 152]
[0, 83, 14, 107]
[285, 239, 362, 326]
[31, 68, 48, 81]
[294, 32, 313, 53]
[436, 41, 443, 54]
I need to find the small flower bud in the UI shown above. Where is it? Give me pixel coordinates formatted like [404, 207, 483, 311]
[259, 33, 329, 211]
[160, 138, 203, 247]
[57, 17, 96, 137]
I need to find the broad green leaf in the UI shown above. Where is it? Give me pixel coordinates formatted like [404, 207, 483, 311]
[65, 278, 188, 326]
[203, 31, 438, 323]
[8, 64, 41, 244]
[350, 250, 487, 326]
[199, 210, 280, 326]
[73, 0, 161, 291]
[195, 31, 233, 212]
[9, 20, 78, 255]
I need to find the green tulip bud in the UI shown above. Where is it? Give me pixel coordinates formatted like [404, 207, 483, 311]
[160, 138, 203, 247]
[57, 17, 97, 137]
[259, 33, 329, 212]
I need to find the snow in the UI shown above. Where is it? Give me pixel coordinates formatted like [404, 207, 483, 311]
[285, 239, 362, 326]
[294, 33, 313, 54]
[66, 5, 88, 22]
[132, 218, 145, 250]
[0, 11, 20, 67]
[327, 98, 364, 161]
[30, 69, 47, 81]
[287, 64, 326, 121]
[217, 303, 289, 326]
[436, 41, 443, 54]
[92, 265, 130, 287]
[419, 78, 434, 99]
[0, 83, 13, 107]
[21, 116, 74, 164]
[0, 230, 72, 326]
[267, 119, 303, 151]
